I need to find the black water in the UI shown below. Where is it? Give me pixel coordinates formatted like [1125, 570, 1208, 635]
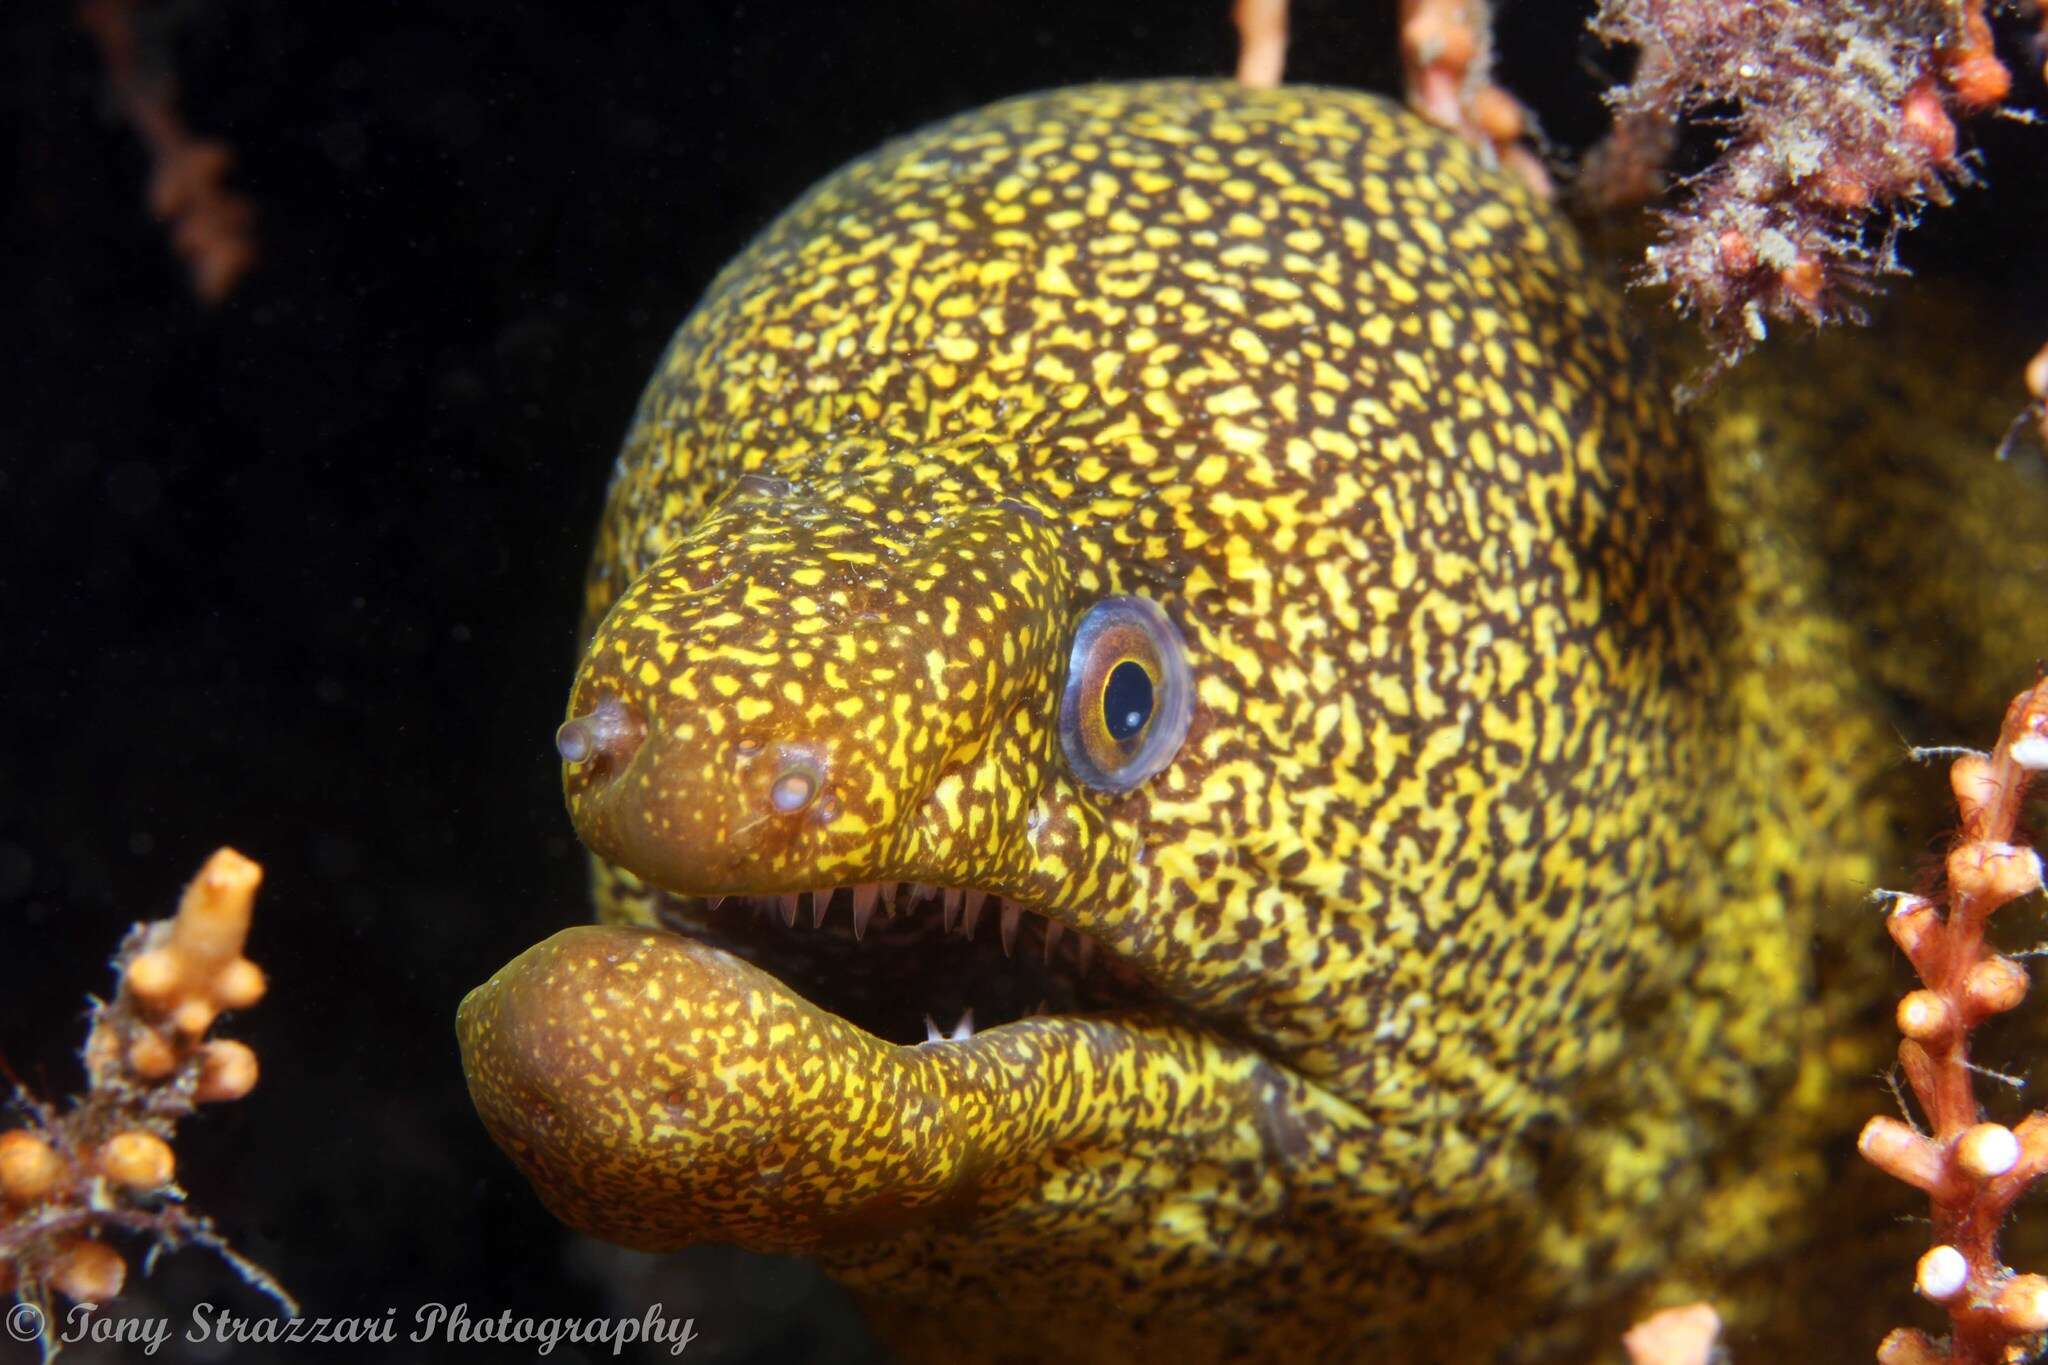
[6, 3, 2047, 1363]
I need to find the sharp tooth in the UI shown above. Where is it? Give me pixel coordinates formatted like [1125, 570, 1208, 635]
[778, 893, 799, 928]
[950, 1008, 975, 1041]
[706, 894, 727, 912]
[962, 890, 987, 938]
[942, 887, 962, 934]
[910, 882, 936, 911]
[1077, 937, 1095, 975]
[881, 881, 900, 913]
[851, 883, 879, 930]
[923, 1013, 943, 1044]
[810, 888, 831, 929]
[1000, 902, 1021, 956]
[852, 893, 876, 941]
[1042, 920, 1065, 963]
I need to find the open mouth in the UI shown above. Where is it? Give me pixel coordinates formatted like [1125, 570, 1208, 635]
[456, 868, 1311, 1258]
[645, 882, 1160, 1047]
[463, 700, 1285, 1258]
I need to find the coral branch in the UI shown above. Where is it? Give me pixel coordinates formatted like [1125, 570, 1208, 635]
[2006, 340, 2048, 462]
[1577, 34, 1680, 212]
[77, 0, 257, 305]
[1589, 0, 2014, 368]
[1, 848, 293, 1357]
[1623, 1302, 1722, 1365]
[1397, 0, 1550, 195]
[1227, 0, 1546, 195]
[1232, 0, 1288, 90]
[1861, 680, 2048, 1364]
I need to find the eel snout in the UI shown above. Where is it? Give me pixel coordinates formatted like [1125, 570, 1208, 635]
[554, 487, 1088, 902]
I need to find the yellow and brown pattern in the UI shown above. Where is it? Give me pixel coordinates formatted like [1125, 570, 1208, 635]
[458, 81, 2045, 1361]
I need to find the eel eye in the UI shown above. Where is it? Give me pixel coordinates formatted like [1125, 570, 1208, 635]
[1057, 595, 1192, 793]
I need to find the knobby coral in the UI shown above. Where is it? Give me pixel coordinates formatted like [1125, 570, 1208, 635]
[1623, 1302, 1724, 1365]
[1860, 681, 2048, 1365]
[1230, 0, 1548, 190]
[1586, 0, 2013, 371]
[2012, 340, 2048, 458]
[1396, 0, 1549, 194]
[1242, 1, 2027, 378]
[0, 847, 293, 1357]
[77, 0, 258, 305]
[1232, 0, 1288, 90]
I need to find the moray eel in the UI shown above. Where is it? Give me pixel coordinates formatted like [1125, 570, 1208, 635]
[457, 81, 2048, 1360]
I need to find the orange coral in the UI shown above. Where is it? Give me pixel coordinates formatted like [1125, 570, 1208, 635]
[1860, 681, 2048, 1364]
[76, 0, 258, 305]
[1397, 0, 1549, 195]
[118, 852, 268, 1042]
[1589, 0, 2014, 367]
[1232, 0, 1287, 90]
[1, 848, 292, 1347]
[2007, 341, 2048, 461]
[1227, 0, 1547, 194]
[1624, 1302, 1723, 1365]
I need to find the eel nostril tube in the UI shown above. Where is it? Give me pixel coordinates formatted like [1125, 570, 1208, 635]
[769, 755, 823, 814]
[556, 697, 640, 767]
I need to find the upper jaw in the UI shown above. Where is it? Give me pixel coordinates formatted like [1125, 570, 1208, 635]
[636, 876, 1158, 1047]
[560, 647, 1166, 1036]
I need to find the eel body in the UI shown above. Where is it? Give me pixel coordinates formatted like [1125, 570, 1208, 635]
[456, 81, 2048, 1361]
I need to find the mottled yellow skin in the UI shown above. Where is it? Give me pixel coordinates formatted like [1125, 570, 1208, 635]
[457, 82, 2046, 1361]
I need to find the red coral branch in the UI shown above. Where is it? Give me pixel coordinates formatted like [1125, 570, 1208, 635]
[1397, 0, 1550, 195]
[1860, 681, 2048, 1365]
[1233, 0, 1288, 90]
[1226, 0, 1547, 194]
[2004, 339, 2048, 463]
[1623, 1302, 1723, 1365]
[1576, 35, 1680, 211]
[1589, 0, 2012, 368]
[77, 0, 257, 305]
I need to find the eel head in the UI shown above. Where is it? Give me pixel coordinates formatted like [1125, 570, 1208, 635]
[455, 461, 1396, 1318]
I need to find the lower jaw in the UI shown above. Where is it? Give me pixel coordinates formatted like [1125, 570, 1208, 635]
[455, 922, 1283, 1256]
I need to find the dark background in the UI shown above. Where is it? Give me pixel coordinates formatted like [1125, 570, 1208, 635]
[4, 2, 2046, 1362]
